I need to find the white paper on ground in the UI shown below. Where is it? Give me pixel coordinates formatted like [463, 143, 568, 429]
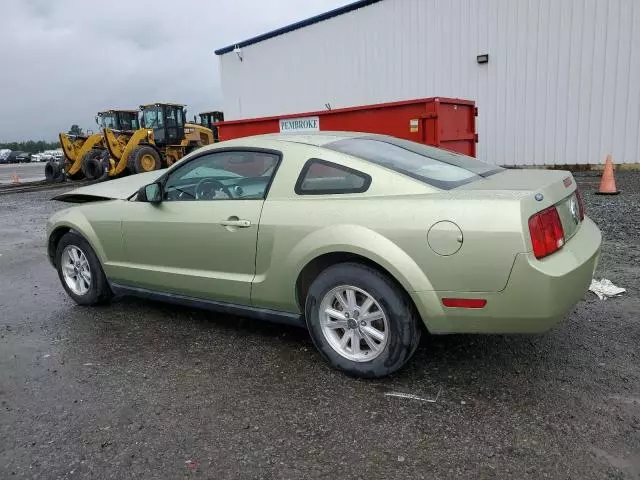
[589, 278, 626, 300]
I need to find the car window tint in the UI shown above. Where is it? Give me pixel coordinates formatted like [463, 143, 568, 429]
[164, 151, 279, 201]
[295, 159, 370, 195]
[325, 137, 502, 190]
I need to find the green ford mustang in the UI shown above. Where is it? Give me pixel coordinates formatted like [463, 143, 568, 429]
[47, 132, 602, 377]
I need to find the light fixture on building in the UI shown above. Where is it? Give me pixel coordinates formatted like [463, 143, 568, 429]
[477, 54, 489, 64]
[234, 45, 243, 62]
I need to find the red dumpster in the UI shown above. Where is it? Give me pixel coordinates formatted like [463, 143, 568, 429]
[215, 97, 478, 157]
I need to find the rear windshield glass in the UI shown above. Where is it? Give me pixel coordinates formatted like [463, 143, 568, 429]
[325, 136, 502, 190]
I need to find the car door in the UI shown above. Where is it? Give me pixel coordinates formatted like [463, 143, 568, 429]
[119, 149, 281, 304]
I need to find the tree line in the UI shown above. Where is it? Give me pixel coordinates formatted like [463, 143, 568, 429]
[0, 140, 61, 154]
[0, 125, 86, 154]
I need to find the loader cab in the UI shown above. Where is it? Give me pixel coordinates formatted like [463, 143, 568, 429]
[198, 111, 224, 141]
[96, 110, 140, 131]
[140, 103, 185, 146]
[117, 111, 140, 131]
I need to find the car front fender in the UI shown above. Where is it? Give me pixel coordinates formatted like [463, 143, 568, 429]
[46, 210, 108, 266]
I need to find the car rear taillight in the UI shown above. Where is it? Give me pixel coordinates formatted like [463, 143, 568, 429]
[528, 206, 565, 259]
[575, 189, 585, 221]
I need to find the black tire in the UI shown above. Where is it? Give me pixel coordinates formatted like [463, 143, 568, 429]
[127, 145, 161, 174]
[44, 161, 60, 182]
[305, 262, 421, 378]
[54, 231, 112, 306]
[81, 149, 104, 181]
[67, 168, 85, 181]
[97, 150, 112, 181]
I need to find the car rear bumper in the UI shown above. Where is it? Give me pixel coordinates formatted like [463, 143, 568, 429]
[411, 217, 602, 334]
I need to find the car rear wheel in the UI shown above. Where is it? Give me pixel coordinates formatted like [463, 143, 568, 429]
[305, 262, 421, 378]
[55, 232, 112, 306]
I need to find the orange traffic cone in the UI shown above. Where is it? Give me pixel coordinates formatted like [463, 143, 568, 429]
[596, 154, 619, 195]
[10, 172, 20, 184]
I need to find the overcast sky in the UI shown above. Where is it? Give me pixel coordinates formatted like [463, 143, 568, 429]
[0, 0, 352, 142]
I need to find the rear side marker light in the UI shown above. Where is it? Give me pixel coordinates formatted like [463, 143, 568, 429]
[528, 206, 565, 259]
[442, 298, 487, 309]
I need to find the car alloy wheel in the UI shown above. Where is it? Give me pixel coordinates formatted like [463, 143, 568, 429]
[319, 284, 389, 362]
[60, 245, 92, 295]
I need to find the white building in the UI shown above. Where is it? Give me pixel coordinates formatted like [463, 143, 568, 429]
[216, 0, 640, 166]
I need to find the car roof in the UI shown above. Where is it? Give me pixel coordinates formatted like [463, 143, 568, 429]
[248, 131, 381, 146]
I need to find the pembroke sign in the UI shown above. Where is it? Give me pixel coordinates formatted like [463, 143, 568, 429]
[279, 116, 320, 133]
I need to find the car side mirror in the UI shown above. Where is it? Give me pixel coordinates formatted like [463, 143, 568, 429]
[138, 182, 163, 203]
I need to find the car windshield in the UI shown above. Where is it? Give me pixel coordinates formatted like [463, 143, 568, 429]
[325, 136, 503, 190]
[181, 166, 242, 180]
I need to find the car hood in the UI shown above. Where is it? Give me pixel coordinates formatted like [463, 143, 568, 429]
[52, 170, 166, 203]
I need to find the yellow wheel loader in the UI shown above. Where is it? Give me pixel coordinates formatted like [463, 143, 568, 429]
[198, 110, 224, 141]
[47, 110, 139, 182]
[103, 103, 214, 176]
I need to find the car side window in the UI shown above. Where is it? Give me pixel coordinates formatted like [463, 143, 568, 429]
[163, 150, 280, 202]
[295, 159, 371, 195]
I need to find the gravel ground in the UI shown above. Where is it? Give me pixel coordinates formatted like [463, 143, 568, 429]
[0, 172, 638, 479]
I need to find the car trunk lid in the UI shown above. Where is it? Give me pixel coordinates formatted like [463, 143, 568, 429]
[457, 169, 583, 243]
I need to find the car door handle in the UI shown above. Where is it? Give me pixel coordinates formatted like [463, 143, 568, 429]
[220, 219, 251, 228]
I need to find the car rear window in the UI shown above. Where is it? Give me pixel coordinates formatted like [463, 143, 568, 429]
[325, 136, 503, 190]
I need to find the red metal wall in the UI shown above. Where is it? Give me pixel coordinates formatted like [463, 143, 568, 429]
[215, 97, 478, 157]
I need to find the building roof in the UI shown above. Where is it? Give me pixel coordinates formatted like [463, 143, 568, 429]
[214, 0, 383, 55]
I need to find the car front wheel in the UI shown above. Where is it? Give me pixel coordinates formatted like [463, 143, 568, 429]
[305, 262, 421, 378]
[55, 232, 112, 306]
